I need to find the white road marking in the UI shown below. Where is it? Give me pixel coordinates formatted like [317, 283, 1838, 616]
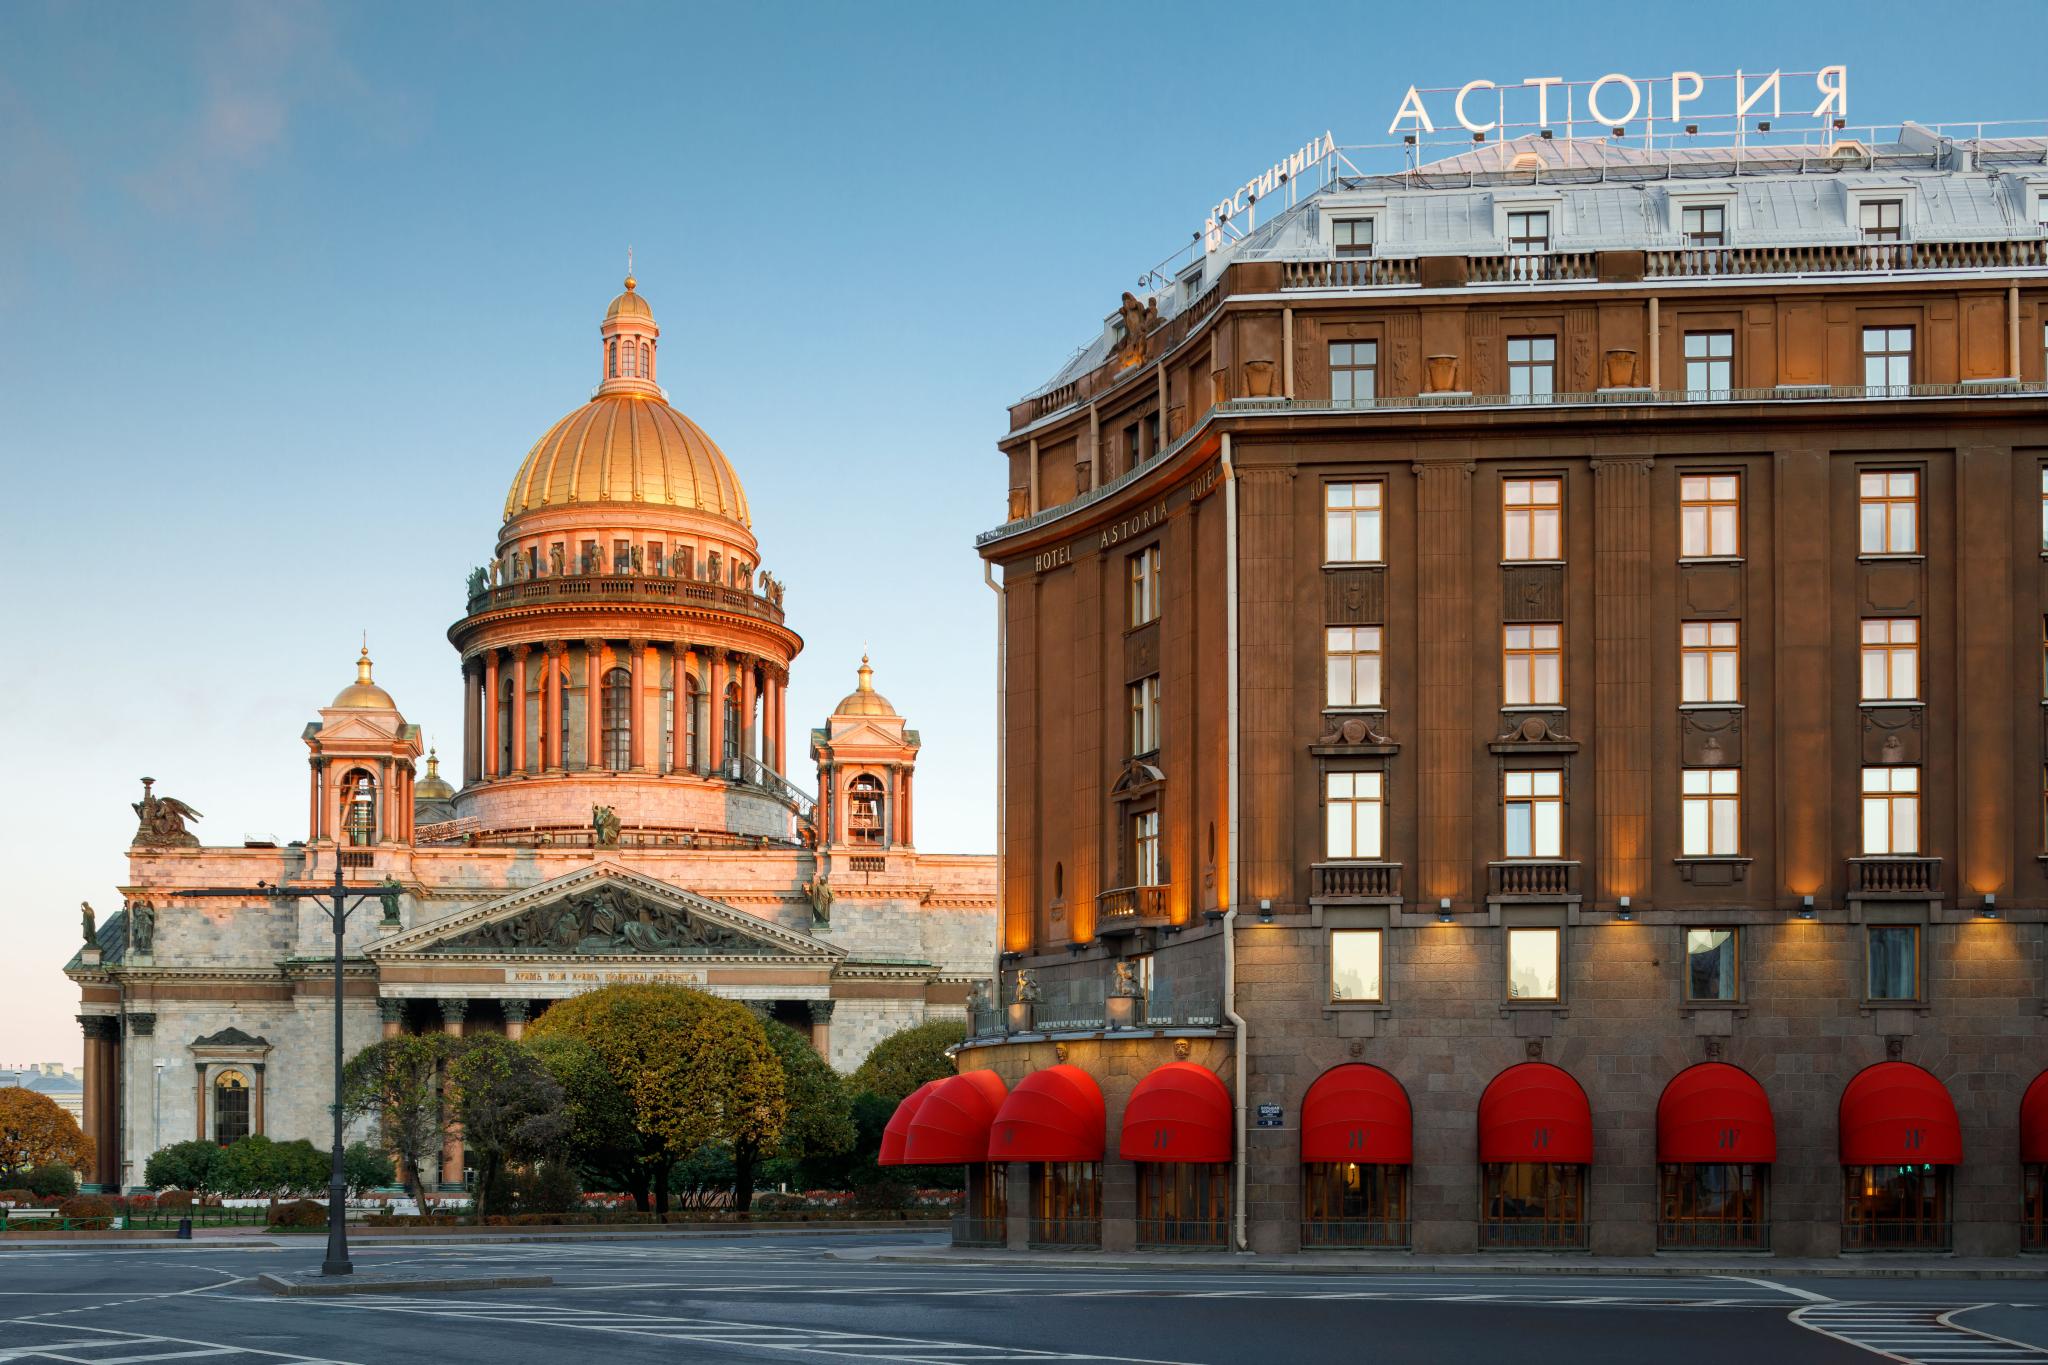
[1792, 1303, 2048, 1362]
[1715, 1274, 1835, 1303]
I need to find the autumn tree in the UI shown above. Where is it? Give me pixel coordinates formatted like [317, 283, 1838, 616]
[850, 1019, 965, 1107]
[744, 1020, 854, 1208]
[526, 984, 786, 1214]
[340, 1033, 458, 1212]
[449, 1037, 569, 1217]
[0, 1087, 93, 1182]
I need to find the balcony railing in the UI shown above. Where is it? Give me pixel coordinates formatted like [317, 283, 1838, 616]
[1847, 856, 1942, 897]
[1029, 1218, 1101, 1249]
[1468, 251, 1599, 285]
[1311, 862, 1402, 901]
[1280, 257, 1421, 290]
[1842, 1218, 1952, 1252]
[1097, 884, 1170, 928]
[1135, 1216, 1229, 1249]
[1488, 860, 1582, 899]
[1478, 1219, 1590, 1251]
[462, 572, 785, 626]
[1300, 1218, 1411, 1249]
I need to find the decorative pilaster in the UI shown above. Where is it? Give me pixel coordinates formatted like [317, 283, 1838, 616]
[482, 650, 501, 780]
[708, 652, 728, 776]
[584, 639, 606, 771]
[544, 643, 566, 770]
[511, 645, 531, 775]
[740, 658, 758, 769]
[464, 659, 483, 785]
[1591, 457, 1652, 903]
[193, 1060, 207, 1142]
[438, 1000, 466, 1189]
[807, 999, 835, 1059]
[251, 1062, 266, 1136]
[125, 1013, 155, 1037]
[628, 637, 648, 770]
[504, 998, 531, 1042]
[380, 998, 404, 1039]
[1414, 460, 1476, 909]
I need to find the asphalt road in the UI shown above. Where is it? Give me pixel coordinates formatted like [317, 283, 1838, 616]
[3, 1232, 2047, 1364]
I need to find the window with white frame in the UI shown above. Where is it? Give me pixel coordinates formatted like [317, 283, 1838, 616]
[1858, 199, 1904, 241]
[1681, 768, 1740, 856]
[1128, 545, 1161, 627]
[1128, 676, 1161, 756]
[1860, 619, 1919, 701]
[1507, 210, 1550, 253]
[1325, 481, 1384, 562]
[1502, 478, 1562, 559]
[1506, 927, 1561, 1001]
[1508, 336, 1557, 402]
[1858, 471, 1919, 554]
[1681, 204, 1726, 246]
[1325, 771, 1384, 860]
[1862, 327, 1914, 394]
[1132, 810, 1161, 885]
[1684, 331, 1733, 397]
[1503, 770, 1563, 858]
[1330, 928, 1384, 1002]
[1330, 341, 1378, 407]
[1679, 474, 1740, 557]
[1680, 621, 1739, 703]
[1860, 766, 1920, 855]
[1503, 624, 1562, 706]
[1332, 217, 1375, 254]
[1326, 626, 1383, 708]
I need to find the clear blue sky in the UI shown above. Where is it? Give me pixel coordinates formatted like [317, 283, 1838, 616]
[3, 0, 2042, 1063]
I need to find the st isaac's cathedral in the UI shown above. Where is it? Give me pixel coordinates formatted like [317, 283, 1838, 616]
[64, 277, 996, 1192]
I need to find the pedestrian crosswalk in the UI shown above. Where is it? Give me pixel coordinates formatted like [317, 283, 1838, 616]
[1793, 1303, 2048, 1362]
[0, 1323, 357, 1365]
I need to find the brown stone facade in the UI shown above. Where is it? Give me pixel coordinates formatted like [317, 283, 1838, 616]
[971, 239, 2048, 1255]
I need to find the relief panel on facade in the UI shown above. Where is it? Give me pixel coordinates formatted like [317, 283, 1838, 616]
[1680, 707, 1743, 768]
[1860, 705, 1924, 765]
[1680, 563, 1743, 617]
[1125, 620, 1161, 683]
[1859, 559, 1923, 615]
[1324, 568, 1386, 625]
[1502, 564, 1565, 622]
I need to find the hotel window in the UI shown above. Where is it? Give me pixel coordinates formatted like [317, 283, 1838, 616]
[1679, 474, 1740, 557]
[1502, 478, 1562, 560]
[1324, 771, 1384, 861]
[1684, 928, 1739, 1003]
[1680, 769, 1740, 856]
[1507, 209, 1550, 255]
[1330, 341, 1378, 407]
[1128, 675, 1161, 756]
[1123, 420, 1142, 473]
[1147, 413, 1161, 458]
[1680, 622, 1739, 703]
[1683, 331, 1733, 398]
[1866, 925, 1920, 1001]
[1128, 545, 1161, 626]
[1858, 199, 1904, 241]
[1844, 1164, 1951, 1251]
[1326, 627, 1383, 708]
[1506, 926, 1561, 1001]
[1858, 470, 1919, 553]
[1503, 624, 1562, 707]
[1860, 766, 1920, 855]
[1332, 217, 1375, 254]
[1324, 481, 1384, 563]
[1132, 810, 1161, 886]
[1303, 1162, 1409, 1249]
[1136, 1161, 1228, 1249]
[1862, 327, 1914, 394]
[1860, 619, 1919, 701]
[1507, 336, 1556, 402]
[1329, 928, 1384, 1002]
[1681, 204, 1726, 246]
[1503, 770, 1563, 859]
[1032, 1162, 1102, 1248]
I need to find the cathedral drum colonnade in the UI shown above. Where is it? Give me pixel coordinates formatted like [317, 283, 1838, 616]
[64, 277, 995, 1193]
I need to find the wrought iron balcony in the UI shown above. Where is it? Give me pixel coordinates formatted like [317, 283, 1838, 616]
[1096, 884, 1170, 930]
[1487, 860, 1583, 899]
[1311, 861, 1402, 902]
[1846, 856, 1942, 897]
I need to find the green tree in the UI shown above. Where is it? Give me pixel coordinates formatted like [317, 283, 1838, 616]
[212, 1136, 329, 1197]
[849, 1020, 966, 1108]
[526, 1033, 636, 1200]
[142, 1139, 219, 1195]
[744, 1020, 855, 1208]
[340, 1033, 458, 1212]
[527, 984, 786, 1214]
[448, 1037, 569, 1217]
[341, 1141, 396, 1195]
[27, 1162, 78, 1198]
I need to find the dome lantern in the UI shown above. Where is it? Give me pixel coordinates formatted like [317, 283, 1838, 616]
[598, 274, 660, 399]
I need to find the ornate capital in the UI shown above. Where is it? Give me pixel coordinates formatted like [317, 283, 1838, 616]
[807, 999, 836, 1024]
[512, 643, 532, 660]
[545, 640, 568, 658]
[745, 1001, 773, 1020]
[627, 637, 648, 653]
[1588, 456, 1653, 477]
[379, 998, 404, 1024]
[77, 1014, 117, 1042]
[125, 1013, 156, 1038]
[503, 999, 531, 1025]
[438, 997, 468, 1026]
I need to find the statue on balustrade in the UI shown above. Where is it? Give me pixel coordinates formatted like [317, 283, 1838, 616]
[591, 804, 622, 849]
[630, 545, 644, 574]
[80, 901, 96, 946]
[467, 567, 487, 598]
[549, 544, 565, 577]
[130, 777, 202, 848]
[706, 550, 722, 585]
[126, 899, 154, 954]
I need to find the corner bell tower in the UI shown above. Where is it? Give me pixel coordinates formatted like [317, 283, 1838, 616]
[303, 646, 423, 846]
[810, 656, 919, 853]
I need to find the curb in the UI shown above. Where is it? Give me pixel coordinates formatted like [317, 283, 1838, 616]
[849, 1252, 2047, 1281]
[258, 1272, 554, 1297]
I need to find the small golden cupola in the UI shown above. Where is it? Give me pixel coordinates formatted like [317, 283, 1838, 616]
[305, 644, 423, 848]
[812, 655, 921, 853]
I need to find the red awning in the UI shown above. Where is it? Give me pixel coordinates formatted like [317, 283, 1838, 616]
[988, 1064, 1105, 1163]
[1840, 1062, 1962, 1166]
[1300, 1064, 1413, 1165]
[878, 1078, 944, 1167]
[2024, 1072, 2048, 1165]
[1477, 1062, 1593, 1165]
[1656, 1063, 1777, 1164]
[903, 1069, 1009, 1165]
[1118, 1062, 1232, 1163]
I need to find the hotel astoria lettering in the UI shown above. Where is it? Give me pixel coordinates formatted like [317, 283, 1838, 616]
[1389, 66, 1848, 136]
[1102, 501, 1169, 549]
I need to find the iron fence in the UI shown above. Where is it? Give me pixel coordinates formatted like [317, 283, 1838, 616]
[950, 1214, 1006, 1247]
[1656, 1219, 1771, 1251]
[1477, 1220, 1590, 1251]
[1134, 1216, 1228, 1249]
[1299, 1219, 1412, 1249]
[1841, 1219, 1953, 1252]
[1028, 1218, 1101, 1249]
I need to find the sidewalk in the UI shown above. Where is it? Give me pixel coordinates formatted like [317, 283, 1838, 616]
[841, 1245, 2048, 1280]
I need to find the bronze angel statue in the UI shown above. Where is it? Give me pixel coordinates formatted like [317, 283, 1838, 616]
[131, 777, 202, 848]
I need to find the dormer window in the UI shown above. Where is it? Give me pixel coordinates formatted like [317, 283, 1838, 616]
[1507, 210, 1550, 254]
[1859, 200, 1904, 242]
[1332, 217, 1375, 254]
[1681, 204, 1725, 247]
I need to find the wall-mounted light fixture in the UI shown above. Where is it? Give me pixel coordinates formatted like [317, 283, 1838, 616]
[1798, 894, 1815, 920]
[1617, 896, 1633, 922]
[1685, 123, 1699, 136]
[1257, 899, 1273, 925]
[1756, 120, 1772, 133]
[1202, 909, 1225, 925]
[1403, 134, 1417, 146]
[1981, 893, 2000, 920]
[1437, 897, 1454, 924]
[1611, 126, 1627, 137]
[1539, 129, 1554, 140]
[1473, 132, 1486, 143]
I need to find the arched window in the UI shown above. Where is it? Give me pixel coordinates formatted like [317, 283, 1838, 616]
[848, 774, 886, 845]
[342, 769, 376, 846]
[602, 666, 632, 770]
[213, 1069, 251, 1145]
[640, 340, 650, 379]
[683, 676, 701, 773]
[722, 682, 741, 774]
[607, 338, 618, 377]
[497, 677, 516, 773]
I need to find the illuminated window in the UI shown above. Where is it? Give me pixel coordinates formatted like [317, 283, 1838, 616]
[1844, 1164, 1950, 1251]
[1326, 627, 1383, 708]
[1128, 545, 1161, 626]
[1329, 928, 1383, 1002]
[1866, 925, 1920, 1001]
[1302, 1161, 1409, 1248]
[1858, 199, 1904, 241]
[1858, 471, 1919, 553]
[1503, 624, 1562, 706]
[1679, 474, 1740, 557]
[1033, 1161, 1102, 1247]
[1482, 1162, 1586, 1249]
[213, 1070, 250, 1146]
[1332, 217, 1375, 253]
[1860, 766, 1920, 855]
[1502, 478, 1562, 560]
[1683, 332, 1733, 398]
[1503, 770, 1563, 858]
[1680, 769, 1740, 856]
[1680, 621, 1739, 703]
[1684, 928, 1739, 1002]
[601, 666, 632, 770]
[1681, 204, 1725, 246]
[1862, 328, 1914, 394]
[1506, 927, 1561, 1000]
[1660, 1163, 1767, 1251]
[1507, 336, 1556, 402]
[1324, 481, 1383, 562]
[1132, 810, 1161, 885]
[1860, 619, 1919, 700]
[1324, 771, 1384, 860]
[1129, 675, 1161, 756]
[1330, 342, 1378, 407]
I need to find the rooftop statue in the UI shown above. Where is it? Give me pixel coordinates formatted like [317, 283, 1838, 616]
[80, 901, 95, 946]
[126, 899, 154, 954]
[130, 777, 202, 848]
[591, 804, 622, 849]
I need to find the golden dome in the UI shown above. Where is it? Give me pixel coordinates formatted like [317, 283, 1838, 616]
[605, 275, 652, 321]
[833, 655, 898, 717]
[503, 393, 750, 525]
[331, 646, 397, 710]
[415, 747, 455, 799]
